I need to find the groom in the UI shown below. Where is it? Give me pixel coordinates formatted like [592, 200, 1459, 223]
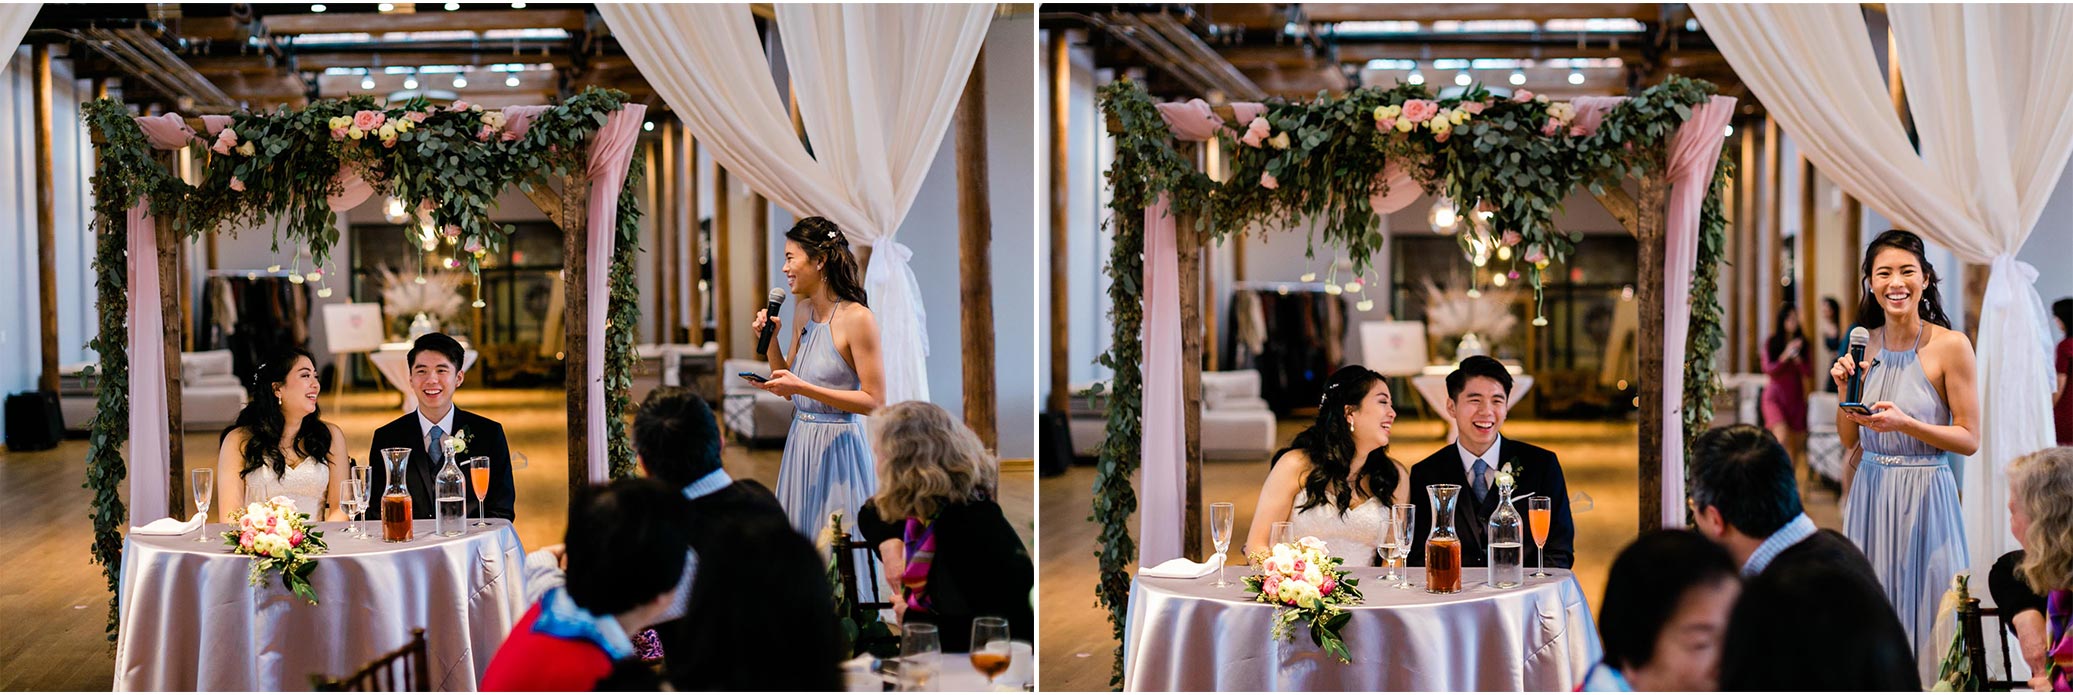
[366, 333, 515, 521]
[1407, 356, 1574, 569]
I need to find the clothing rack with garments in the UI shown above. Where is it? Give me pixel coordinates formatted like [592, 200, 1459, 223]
[1224, 284, 1349, 415]
[197, 272, 313, 380]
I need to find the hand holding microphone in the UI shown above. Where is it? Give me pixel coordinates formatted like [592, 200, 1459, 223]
[753, 287, 787, 357]
[1836, 327, 1873, 415]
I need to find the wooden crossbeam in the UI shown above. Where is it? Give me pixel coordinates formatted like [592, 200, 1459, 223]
[261, 9, 589, 36]
[292, 52, 576, 72]
[1300, 3, 1674, 23]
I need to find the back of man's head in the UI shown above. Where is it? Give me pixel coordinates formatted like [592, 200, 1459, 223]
[564, 477, 691, 617]
[1688, 424, 1802, 539]
[632, 388, 724, 488]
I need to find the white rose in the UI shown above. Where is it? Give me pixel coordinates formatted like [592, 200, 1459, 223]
[1394, 117, 1415, 133]
[1268, 132, 1290, 150]
[482, 111, 507, 129]
[1548, 102, 1577, 122]
[1304, 566, 1324, 586]
[247, 503, 267, 519]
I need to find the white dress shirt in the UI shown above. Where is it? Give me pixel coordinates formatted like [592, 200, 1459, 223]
[1457, 434, 1505, 489]
[416, 406, 458, 456]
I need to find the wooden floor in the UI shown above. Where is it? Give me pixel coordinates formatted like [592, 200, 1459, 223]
[0, 387, 1032, 692]
[1035, 417, 1843, 692]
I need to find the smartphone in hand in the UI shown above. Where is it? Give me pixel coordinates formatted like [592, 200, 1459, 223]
[737, 371, 769, 384]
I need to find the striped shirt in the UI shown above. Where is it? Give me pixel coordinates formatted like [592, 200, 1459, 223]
[1741, 513, 1816, 577]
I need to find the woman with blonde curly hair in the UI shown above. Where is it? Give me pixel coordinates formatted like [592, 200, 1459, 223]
[855, 401, 1033, 652]
[2008, 447, 2073, 691]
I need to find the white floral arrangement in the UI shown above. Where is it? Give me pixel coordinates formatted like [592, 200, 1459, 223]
[376, 265, 466, 334]
[1420, 277, 1518, 346]
[1244, 536, 1364, 662]
[223, 496, 329, 604]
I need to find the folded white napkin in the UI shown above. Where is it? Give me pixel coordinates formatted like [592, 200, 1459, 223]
[1140, 553, 1224, 579]
[131, 513, 205, 536]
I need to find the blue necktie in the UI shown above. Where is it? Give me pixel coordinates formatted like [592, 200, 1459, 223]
[1471, 458, 1490, 501]
[428, 425, 445, 465]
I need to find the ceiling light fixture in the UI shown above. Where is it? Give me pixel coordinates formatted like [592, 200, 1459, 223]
[643, 121, 655, 132]
[361, 75, 375, 89]
[1568, 70, 1586, 85]
[512, 1, 526, 7]
[1508, 70, 1526, 86]
[1407, 66, 1424, 85]
[453, 75, 467, 88]
[403, 75, 419, 89]
[311, 4, 326, 12]
[505, 74, 520, 87]
[378, 3, 394, 11]
[1454, 71, 1472, 86]
[445, 2, 460, 10]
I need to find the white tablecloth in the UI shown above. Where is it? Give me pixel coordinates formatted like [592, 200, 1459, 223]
[115, 520, 527, 691]
[367, 343, 480, 413]
[1123, 567, 1599, 691]
[1409, 367, 1536, 443]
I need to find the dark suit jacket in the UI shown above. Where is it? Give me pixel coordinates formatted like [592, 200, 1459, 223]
[1720, 530, 1919, 690]
[1406, 438, 1574, 569]
[365, 408, 515, 520]
[857, 498, 1036, 652]
[659, 479, 843, 692]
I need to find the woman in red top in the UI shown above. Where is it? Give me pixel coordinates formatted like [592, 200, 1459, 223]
[483, 478, 688, 691]
[2054, 299, 2073, 445]
[1762, 303, 1814, 477]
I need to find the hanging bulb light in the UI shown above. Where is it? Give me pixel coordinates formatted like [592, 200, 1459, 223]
[1491, 272, 1508, 287]
[1355, 299, 1375, 312]
[1497, 245, 1513, 262]
[1428, 198, 1460, 235]
[1299, 272, 1318, 283]
[361, 74, 376, 90]
[317, 287, 334, 298]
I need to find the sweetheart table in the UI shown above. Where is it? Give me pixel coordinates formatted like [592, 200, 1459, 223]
[1123, 566, 1600, 691]
[115, 520, 526, 691]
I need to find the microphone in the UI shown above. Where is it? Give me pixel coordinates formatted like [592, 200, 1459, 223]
[1843, 327, 1871, 413]
[755, 287, 787, 356]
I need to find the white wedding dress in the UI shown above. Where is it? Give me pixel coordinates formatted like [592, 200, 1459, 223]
[1289, 490, 1387, 567]
[245, 457, 331, 520]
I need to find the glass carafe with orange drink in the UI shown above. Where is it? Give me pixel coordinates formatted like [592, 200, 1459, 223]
[1425, 484, 1463, 593]
[1528, 496, 1552, 578]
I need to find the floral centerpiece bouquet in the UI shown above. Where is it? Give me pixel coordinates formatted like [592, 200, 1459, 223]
[1244, 536, 1364, 662]
[222, 496, 329, 604]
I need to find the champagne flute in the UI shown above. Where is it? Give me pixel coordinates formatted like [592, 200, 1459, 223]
[344, 478, 367, 538]
[1209, 502, 1235, 587]
[969, 617, 1011, 690]
[464, 456, 492, 527]
[1391, 503, 1416, 589]
[1375, 506, 1400, 583]
[898, 622, 940, 692]
[1270, 521, 1295, 549]
[190, 468, 214, 543]
[1528, 496, 1553, 578]
[352, 463, 373, 539]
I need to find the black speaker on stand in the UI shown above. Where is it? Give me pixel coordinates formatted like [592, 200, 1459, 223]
[6, 390, 65, 451]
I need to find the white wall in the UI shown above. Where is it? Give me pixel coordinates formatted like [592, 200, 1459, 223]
[0, 48, 98, 441]
[2024, 158, 2073, 341]
[1040, 29, 1115, 396]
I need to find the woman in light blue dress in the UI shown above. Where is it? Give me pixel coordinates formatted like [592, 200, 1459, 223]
[749, 217, 886, 543]
[1832, 230, 1980, 684]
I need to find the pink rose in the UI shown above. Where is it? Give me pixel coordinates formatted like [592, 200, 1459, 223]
[1377, 117, 1396, 132]
[477, 126, 494, 142]
[443, 224, 462, 242]
[405, 111, 429, 123]
[1260, 172, 1278, 190]
[1321, 577, 1337, 594]
[1463, 101, 1487, 115]
[229, 177, 245, 192]
[450, 100, 470, 112]
[211, 128, 236, 155]
[1541, 119, 1562, 137]
[464, 238, 484, 254]
[1502, 231, 1522, 247]
[1240, 117, 1270, 148]
[1434, 130, 1451, 143]
[290, 531, 304, 546]
[501, 129, 521, 142]
[1512, 90, 1535, 103]
[330, 126, 348, 140]
[1524, 246, 1548, 265]
[1402, 99, 1439, 123]
[1570, 125, 1588, 138]
[1292, 558, 1306, 572]
[352, 110, 384, 131]
[1263, 576, 1280, 595]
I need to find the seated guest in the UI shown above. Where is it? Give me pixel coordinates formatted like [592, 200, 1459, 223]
[857, 401, 1034, 652]
[2008, 447, 2073, 691]
[1991, 549, 2051, 691]
[1580, 530, 1740, 692]
[635, 388, 843, 691]
[1686, 424, 1917, 690]
[1409, 356, 1574, 569]
[483, 478, 684, 691]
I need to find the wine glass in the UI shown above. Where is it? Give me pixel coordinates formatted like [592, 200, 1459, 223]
[969, 617, 1011, 690]
[464, 456, 492, 527]
[190, 468, 214, 543]
[897, 622, 940, 692]
[1270, 521, 1295, 549]
[1528, 496, 1553, 578]
[1391, 503, 1416, 589]
[1375, 506, 1400, 583]
[1209, 502, 1235, 587]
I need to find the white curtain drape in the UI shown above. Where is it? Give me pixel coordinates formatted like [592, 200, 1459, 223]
[0, 4, 38, 76]
[1693, 3, 2069, 590]
[597, 3, 994, 406]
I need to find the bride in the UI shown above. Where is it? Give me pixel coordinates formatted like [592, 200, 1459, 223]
[1244, 365, 1406, 566]
[215, 349, 349, 522]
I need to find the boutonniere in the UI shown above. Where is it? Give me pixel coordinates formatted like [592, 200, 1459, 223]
[442, 428, 473, 458]
[1494, 461, 1517, 492]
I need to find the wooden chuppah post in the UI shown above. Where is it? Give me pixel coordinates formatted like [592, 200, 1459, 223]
[956, 48, 999, 451]
[1174, 140, 1205, 561]
[1632, 162, 1672, 532]
[153, 149, 189, 520]
[559, 168, 594, 494]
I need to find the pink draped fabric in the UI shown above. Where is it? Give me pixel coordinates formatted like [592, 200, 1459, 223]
[500, 105, 553, 140]
[1568, 97, 1625, 136]
[1140, 196, 1187, 566]
[1369, 161, 1423, 215]
[1154, 100, 1268, 143]
[579, 104, 647, 481]
[1656, 96, 1737, 528]
[126, 202, 172, 523]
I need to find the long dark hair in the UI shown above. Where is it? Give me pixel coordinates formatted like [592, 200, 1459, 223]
[219, 348, 332, 481]
[1280, 365, 1399, 516]
[1854, 230, 1952, 331]
[785, 217, 868, 307]
[2052, 298, 2073, 337]
[1766, 301, 1801, 363]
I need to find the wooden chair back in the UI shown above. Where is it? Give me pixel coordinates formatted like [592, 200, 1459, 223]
[311, 628, 430, 692]
[832, 532, 899, 654]
[1958, 598, 2027, 691]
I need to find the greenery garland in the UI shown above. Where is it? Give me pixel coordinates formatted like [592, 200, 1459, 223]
[1685, 150, 1735, 450]
[83, 88, 644, 640]
[1096, 77, 1731, 687]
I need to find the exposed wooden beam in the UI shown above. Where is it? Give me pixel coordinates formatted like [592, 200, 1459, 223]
[1200, 4, 1289, 30]
[1635, 156, 1670, 533]
[179, 17, 252, 42]
[1301, 3, 1670, 23]
[649, 137, 670, 344]
[520, 181, 570, 231]
[715, 166, 733, 364]
[262, 9, 589, 36]
[1799, 156, 1818, 390]
[1330, 43, 1652, 64]
[684, 131, 702, 346]
[154, 150, 187, 520]
[1047, 31, 1071, 415]
[294, 52, 575, 72]
[34, 45, 59, 394]
[1177, 140, 1206, 562]
[562, 167, 593, 490]
[957, 49, 999, 451]
[1738, 128, 1759, 373]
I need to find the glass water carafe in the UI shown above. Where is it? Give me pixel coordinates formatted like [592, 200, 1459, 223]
[1425, 484, 1463, 594]
[380, 447, 414, 542]
[435, 456, 465, 537]
[1487, 482, 1524, 589]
